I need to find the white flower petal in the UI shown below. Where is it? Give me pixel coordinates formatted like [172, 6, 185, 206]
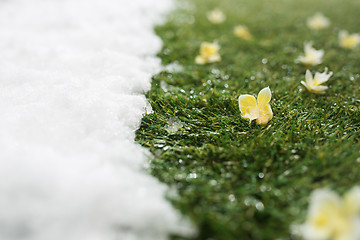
[305, 69, 314, 85]
[309, 189, 342, 214]
[311, 85, 328, 94]
[195, 56, 206, 64]
[208, 54, 221, 63]
[344, 186, 360, 214]
[300, 222, 332, 240]
[298, 42, 324, 66]
[304, 42, 314, 54]
[313, 68, 333, 86]
[307, 12, 330, 30]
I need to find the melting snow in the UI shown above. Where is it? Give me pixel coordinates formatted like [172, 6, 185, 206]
[165, 117, 184, 134]
[163, 61, 184, 73]
[0, 0, 194, 240]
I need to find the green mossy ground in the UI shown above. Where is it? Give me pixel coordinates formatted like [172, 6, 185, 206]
[135, 0, 360, 239]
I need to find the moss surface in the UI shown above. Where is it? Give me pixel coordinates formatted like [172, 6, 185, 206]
[136, 0, 360, 239]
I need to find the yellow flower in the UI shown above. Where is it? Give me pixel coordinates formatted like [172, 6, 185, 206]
[195, 42, 221, 64]
[238, 87, 273, 126]
[206, 9, 226, 24]
[297, 42, 324, 66]
[339, 30, 360, 49]
[307, 13, 330, 30]
[301, 68, 333, 94]
[234, 25, 252, 40]
[295, 187, 360, 240]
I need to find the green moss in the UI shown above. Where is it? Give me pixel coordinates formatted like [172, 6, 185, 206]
[135, 0, 360, 239]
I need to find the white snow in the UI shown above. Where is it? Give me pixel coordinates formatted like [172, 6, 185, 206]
[0, 0, 194, 240]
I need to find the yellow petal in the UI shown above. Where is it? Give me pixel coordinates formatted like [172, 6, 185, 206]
[195, 55, 206, 64]
[238, 94, 258, 120]
[257, 104, 273, 126]
[339, 31, 360, 49]
[257, 87, 271, 108]
[234, 25, 252, 40]
[200, 42, 219, 57]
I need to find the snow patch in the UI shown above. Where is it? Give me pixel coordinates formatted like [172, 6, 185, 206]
[0, 0, 194, 239]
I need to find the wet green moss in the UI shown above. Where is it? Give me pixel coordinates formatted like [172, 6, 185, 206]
[136, 0, 360, 239]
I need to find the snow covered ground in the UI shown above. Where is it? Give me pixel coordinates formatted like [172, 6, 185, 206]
[0, 0, 194, 239]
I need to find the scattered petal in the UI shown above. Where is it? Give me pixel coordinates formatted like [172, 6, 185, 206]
[238, 95, 258, 121]
[257, 86, 272, 108]
[297, 42, 324, 66]
[307, 12, 330, 30]
[234, 25, 252, 40]
[301, 68, 332, 94]
[195, 42, 221, 64]
[294, 187, 360, 240]
[339, 30, 360, 49]
[344, 186, 360, 215]
[206, 9, 226, 24]
[195, 55, 206, 65]
[257, 104, 273, 126]
[238, 87, 273, 126]
[313, 67, 333, 86]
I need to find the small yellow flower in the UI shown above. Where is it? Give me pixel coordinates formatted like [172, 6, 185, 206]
[234, 25, 252, 40]
[238, 87, 273, 126]
[297, 42, 324, 66]
[307, 13, 330, 30]
[301, 68, 333, 94]
[206, 9, 226, 24]
[195, 42, 221, 64]
[339, 30, 360, 49]
[295, 187, 360, 240]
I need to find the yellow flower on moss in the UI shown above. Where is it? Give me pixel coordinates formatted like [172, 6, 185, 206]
[294, 187, 360, 240]
[195, 42, 221, 65]
[339, 30, 360, 49]
[206, 9, 226, 24]
[234, 25, 252, 40]
[238, 87, 273, 126]
[297, 42, 324, 66]
[301, 68, 333, 94]
[307, 13, 330, 30]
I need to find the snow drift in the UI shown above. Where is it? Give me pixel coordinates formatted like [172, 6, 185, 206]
[0, 0, 194, 239]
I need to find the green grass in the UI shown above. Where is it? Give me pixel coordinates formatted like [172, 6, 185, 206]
[135, 0, 360, 239]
